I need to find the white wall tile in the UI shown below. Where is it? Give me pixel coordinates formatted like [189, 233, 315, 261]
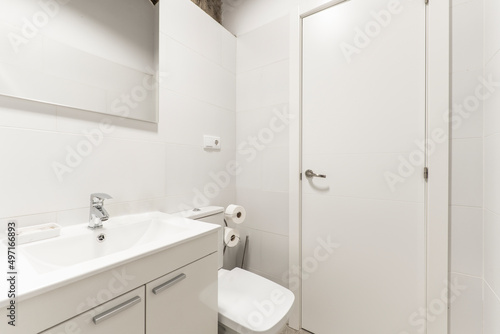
[161, 0, 236, 73]
[234, 15, 291, 284]
[452, 0, 474, 6]
[262, 147, 289, 193]
[56, 105, 161, 143]
[261, 232, 289, 284]
[234, 226, 263, 271]
[484, 210, 500, 297]
[0, 23, 44, 70]
[237, 15, 289, 73]
[56, 197, 167, 228]
[484, 284, 500, 334]
[53, 136, 167, 210]
[484, 134, 500, 214]
[236, 60, 289, 112]
[160, 88, 236, 148]
[0, 128, 67, 218]
[483, 4, 500, 332]
[236, 153, 263, 190]
[236, 105, 290, 148]
[484, 0, 500, 64]
[450, 4, 485, 320]
[236, 189, 289, 236]
[222, 0, 296, 36]
[452, 0, 484, 72]
[160, 33, 236, 111]
[0, 95, 57, 131]
[165, 144, 236, 200]
[451, 69, 484, 139]
[449, 274, 483, 334]
[484, 53, 500, 137]
[451, 138, 483, 207]
[0, 0, 237, 229]
[450, 206, 483, 276]
[0, 127, 165, 218]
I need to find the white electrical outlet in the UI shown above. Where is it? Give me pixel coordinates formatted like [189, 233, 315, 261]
[204, 135, 221, 150]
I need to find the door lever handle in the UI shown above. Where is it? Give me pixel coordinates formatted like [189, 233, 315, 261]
[305, 169, 327, 179]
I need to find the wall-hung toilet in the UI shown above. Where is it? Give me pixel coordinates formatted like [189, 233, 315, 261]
[176, 207, 295, 334]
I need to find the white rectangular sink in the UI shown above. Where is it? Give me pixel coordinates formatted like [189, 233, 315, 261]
[21, 216, 190, 274]
[0, 212, 220, 305]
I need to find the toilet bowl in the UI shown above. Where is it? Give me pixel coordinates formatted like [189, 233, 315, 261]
[175, 207, 295, 334]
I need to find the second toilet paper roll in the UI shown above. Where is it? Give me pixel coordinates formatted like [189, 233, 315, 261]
[224, 227, 240, 248]
[225, 204, 246, 224]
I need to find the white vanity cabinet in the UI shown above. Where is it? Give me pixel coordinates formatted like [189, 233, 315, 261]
[40, 287, 146, 334]
[146, 253, 218, 334]
[39, 253, 217, 334]
[3, 231, 219, 334]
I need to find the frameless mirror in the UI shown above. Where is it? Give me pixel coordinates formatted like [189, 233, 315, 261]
[0, 0, 159, 123]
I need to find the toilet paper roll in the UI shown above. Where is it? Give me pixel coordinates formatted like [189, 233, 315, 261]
[224, 227, 240, 248]
[225, 205, 246, 224]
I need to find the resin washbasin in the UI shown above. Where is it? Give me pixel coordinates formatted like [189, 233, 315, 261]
[21, 214, 190, 274]
[0, 211, 220, 304]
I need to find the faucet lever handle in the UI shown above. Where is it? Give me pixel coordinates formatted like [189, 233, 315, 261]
[90, 193, 113, 205]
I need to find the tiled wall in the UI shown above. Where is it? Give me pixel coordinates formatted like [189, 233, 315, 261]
[483, 0, 500, 332]
[0, 0, 236, 234]
[222, 0, 296, 36]
[449, 0, 485, 333]
[225, 0, 498, 330]
[233, 16, 291, 285]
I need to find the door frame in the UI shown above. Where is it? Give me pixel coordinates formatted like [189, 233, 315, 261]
[288, 1, 450, 333]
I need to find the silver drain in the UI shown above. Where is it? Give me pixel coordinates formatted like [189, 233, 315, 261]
[97, 233, 106, 243]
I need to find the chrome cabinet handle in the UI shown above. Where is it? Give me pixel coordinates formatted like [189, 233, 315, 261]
[92, 296, 141, 325]
[305, 169, 327, 179]
[152, 273, 186, 295]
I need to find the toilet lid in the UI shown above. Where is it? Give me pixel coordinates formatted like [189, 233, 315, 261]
[218, 268, 295, 333]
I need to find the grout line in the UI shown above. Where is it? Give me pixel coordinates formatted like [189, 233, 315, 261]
[484, 49, 500, 67]
[450, 204, 484, 209]
[237, 57, 291, 75]
[484, 280, 500, 302]
[239, 225, 289, 238]
[483, 132, 500, 139]
[450, 272, 483, 280]
[483, 208, 500, 218]
[160, 31, 236, 75]
[451, 136, 484, 140]
[161, 86, 236, 114]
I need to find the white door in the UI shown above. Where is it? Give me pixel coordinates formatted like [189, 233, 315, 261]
[301, 0, 426, 333]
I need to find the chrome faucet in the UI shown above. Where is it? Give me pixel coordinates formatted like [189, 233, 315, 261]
[89, 193, 113, 229]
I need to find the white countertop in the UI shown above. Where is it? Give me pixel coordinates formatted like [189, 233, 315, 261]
[0, 212, 220, 307]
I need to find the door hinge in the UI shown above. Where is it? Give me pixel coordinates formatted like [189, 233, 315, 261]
[424, 167, 429, 181]
[300, 172, 303, 181]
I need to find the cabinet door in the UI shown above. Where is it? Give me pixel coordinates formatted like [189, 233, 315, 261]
[146, 253, 218, 334]
[40, 287, 145, 334]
